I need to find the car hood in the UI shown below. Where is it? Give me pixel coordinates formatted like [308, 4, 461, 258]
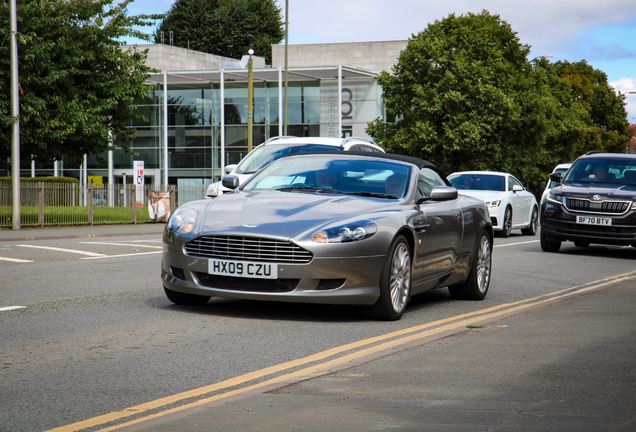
[457, 190, 506, 202]
[555, 183, 636, 200]
[200, 191, 392, 239]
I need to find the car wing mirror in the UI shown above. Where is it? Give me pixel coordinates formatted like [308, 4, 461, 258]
[549, 172, 562, 184]
[539, 181, 546, 191]
[512, 184, 523, 192]
[222, 175, 240, 190]
[430, 186, 458, 201]
[224, 164, 237, 175]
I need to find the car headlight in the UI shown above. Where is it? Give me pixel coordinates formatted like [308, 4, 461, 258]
[486, 200, 501, 208]
[311, 220, 378, 244]
[167, 207, 198, 234]
[546, 193, 563, 205]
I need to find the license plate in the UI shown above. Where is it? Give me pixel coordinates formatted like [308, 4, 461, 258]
[208, 259, 278, 279]
[576, 216, 612, 226]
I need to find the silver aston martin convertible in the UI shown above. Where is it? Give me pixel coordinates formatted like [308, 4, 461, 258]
[162, 152, 493, 320]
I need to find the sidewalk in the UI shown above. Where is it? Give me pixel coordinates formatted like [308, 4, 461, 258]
[111, 279, 636, 432]
[0, 223, 165, 242]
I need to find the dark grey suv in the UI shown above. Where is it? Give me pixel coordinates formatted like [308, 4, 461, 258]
[540, 153, 636, 252]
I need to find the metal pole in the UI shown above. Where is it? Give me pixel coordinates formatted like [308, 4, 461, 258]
[338, 65, 343, 138]
[10, 0, 20, 230]
[247, 55, 253, 152]
[283, 0, 289, 135]
[163, 71, 169, 190]
[220, 69, 225, 177]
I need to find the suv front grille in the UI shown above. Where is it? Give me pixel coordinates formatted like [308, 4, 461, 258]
[564, 198, 630, 215]
[545, 219, 636, 240]
[185, 236, 313, 264]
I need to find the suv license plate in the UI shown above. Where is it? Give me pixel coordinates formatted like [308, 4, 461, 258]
[576, 216, 612, 226]
[208, 259, 278, 279]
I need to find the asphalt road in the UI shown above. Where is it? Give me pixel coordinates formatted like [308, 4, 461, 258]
[1, 228, 635, 431]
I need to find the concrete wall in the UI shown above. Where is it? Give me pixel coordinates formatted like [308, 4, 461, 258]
[271, 40, 408, 73]
[124, 44, 237, 71]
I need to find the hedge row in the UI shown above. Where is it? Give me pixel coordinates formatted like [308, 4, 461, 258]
[0, 176, 79, 184]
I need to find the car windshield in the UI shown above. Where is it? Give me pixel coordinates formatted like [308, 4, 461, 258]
[243, 156, 412, 199]
[547, 167, 570, 189]
[449, 174, 505, 192]
[235, 144, 340, 174]
[563, 157, 636, 186]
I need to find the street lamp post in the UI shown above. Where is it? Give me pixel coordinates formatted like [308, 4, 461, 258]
[247, 34, 254, 153]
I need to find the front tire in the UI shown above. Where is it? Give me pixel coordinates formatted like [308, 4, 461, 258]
[371, 235, 411, 321]
[540, 228, 561, 252]
[164, 286, 211, 305]
[449, 231, 491, 300]
[521, 207, 538, 236]
[497, 207, 513, 238]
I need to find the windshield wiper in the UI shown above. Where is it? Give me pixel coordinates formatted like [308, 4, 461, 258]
[277, 185, 320, 192]
[346, 191, 397, 199]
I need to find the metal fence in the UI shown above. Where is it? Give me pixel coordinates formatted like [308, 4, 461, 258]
[0, 182, 209, 228]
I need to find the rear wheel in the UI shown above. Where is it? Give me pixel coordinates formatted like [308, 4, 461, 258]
[540, 228, 561, 252]
[371, 235, 411, 321]
[449, 231, 491, 300]
[164, 286, 211, 305]
[521, 207, 538, 236]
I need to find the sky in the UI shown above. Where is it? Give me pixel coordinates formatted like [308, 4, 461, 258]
[123, 0, 636, 124]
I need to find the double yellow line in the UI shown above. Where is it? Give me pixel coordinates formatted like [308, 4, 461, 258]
[48, 270, 636, 432]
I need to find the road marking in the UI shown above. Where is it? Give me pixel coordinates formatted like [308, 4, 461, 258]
[0, 256, 33, 263]
[78, 242, 162, 249]
[16, 245, 104, 257]
[46, 268, 636, 432]
[0, 306, 26, 312]
[80, 251, 162, 260]
[494, 240, 540, 248]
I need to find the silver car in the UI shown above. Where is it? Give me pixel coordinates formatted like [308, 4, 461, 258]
[163, 152, 493, 320]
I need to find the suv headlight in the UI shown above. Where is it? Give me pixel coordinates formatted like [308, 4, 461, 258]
[486, 200, 501, 208]
[547, 193, 563, 205]
[311, 220, 378, 244]
[167, 207, 198, 234]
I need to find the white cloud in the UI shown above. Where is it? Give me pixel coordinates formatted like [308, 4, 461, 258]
[611, 78, 636, 123]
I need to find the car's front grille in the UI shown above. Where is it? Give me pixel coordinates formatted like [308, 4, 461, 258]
[546, 219, 636, 240]
[185, 236, 313, 264]
[194, 272, 299, 292]
[564, 198, 630, 215]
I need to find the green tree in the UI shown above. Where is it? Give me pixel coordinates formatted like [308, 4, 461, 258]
[154, 0, 284, 64]
[0, 0, 162, 169]
[551, 60, 632, 155]
[366, 11, 628, 191]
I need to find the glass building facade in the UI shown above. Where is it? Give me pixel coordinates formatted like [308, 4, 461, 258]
[13, 66, 383, 189]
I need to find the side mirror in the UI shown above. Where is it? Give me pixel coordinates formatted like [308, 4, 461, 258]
[549, 172, 562, 184]
[429, 186, 458, 201]
[222, 175, 240, 190]
[512, 184, 523, 192]
[539, 181, 546, 191]
[224, 164, 237, 175]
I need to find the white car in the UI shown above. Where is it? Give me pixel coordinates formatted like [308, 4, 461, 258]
[539, 163, 572, 218]
[448, 171, 539, 237]
[206, 136, 385, 197]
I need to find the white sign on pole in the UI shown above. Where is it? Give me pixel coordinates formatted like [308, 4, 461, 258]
[134, 160, 144, 207]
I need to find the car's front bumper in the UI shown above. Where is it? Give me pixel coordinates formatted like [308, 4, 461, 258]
[161, 242, 386, 305]
[541, 201, 636, 246]
[486, 205, 504, 231]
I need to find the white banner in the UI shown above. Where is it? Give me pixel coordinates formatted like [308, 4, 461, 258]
[134, 160, 144, 207]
